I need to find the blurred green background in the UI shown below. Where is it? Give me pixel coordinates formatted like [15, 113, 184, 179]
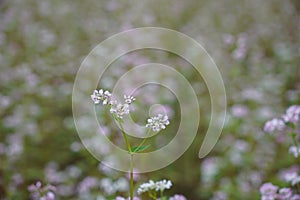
[1, 0, 300, 199]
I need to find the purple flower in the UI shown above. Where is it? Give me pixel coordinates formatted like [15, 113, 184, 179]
[276, 188, 292, 200]
[40, 192, 55, 200]
[28, 181, 56, 200]
[264, 118, 285, 133]
[260, 183, 278, 200]
[282, 105, 300, 124]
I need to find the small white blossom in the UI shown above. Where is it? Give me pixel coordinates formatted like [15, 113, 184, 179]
[137, 179, 172, 195]
[137, 180, 156, 194]
[263, 118, 285, 133]
[91, 89, 112, 105]
[110, 101, 130, 119]
[289, 146, 300, 158]
[124, 95, 135, 104]
[282, 105, 300, 124]
[155, 179, 172, 192]
[146, 114, 170, 132]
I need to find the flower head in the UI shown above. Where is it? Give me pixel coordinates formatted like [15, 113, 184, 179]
[137, 180, 156, 194]
[91, 89, 112, 105]
[277, 188, 292, 200]
[263, 118, 285, 133]
[146, 114, 170, 132]
[137, 179, 172, 195]
[260, 183, 278, 200]
[289, 146, 300, 158]
[28, 181, 56, 200]
[155, 179, 172, 192]
[110, 101, 130, 119]
[124, 95, 135, 104]
[282, 105, 300, 124]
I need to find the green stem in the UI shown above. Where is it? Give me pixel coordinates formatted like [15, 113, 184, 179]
[118, 122, 134, 200]
[135, 129, 151, 153]
[130, 154, 134, 200]
[118, 122, 132, 152]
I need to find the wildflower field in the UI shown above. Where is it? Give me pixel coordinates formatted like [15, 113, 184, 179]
[1, 0, 300, 199]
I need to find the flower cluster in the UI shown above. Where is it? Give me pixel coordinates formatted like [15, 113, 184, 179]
[91, 89, 112, 105]
[264, 118, 285, 133]
[263, 105, 300, 158]
[289, 146, 300, 158]
[28, 181, 56, 200]
[137, 179, 172, 195]
[146, 114, 170, 132]
[260, 182, 300, 200]
[282, 105, 300, 124]
[264, 105, 300, 133]
[284, 172, 300, 186]
[91, 89, 135, 119]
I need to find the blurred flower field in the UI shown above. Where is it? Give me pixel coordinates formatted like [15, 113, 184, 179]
[1, 0, 300, 199]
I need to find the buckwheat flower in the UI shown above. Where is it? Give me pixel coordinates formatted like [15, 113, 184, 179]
[146, 114, 170, 132]
[110, 101, 130, 119]
[155, 179, 172, 192]
[124, 95, 135, 104]
[288, 146, 300, 158]
[91, 89, 111, 105]
[277, 188, 292, 200]
[40, 191, 55, 200]
[260, 183, 278, 200]
[169, 194, 187, 200]
[263, 118, 285, 133]
[28, 181, 42, 192]
[137, 180, 156, 194]
[284, 172, 298, 183]
[282, 105, 300, 124]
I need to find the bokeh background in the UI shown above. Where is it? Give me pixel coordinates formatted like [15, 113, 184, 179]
[1, 0, 300, 199]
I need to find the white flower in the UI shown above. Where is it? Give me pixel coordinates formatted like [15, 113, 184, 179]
[146, 114, 170, 132]
[263, 118, 285, 133]
[155, 179, 172, 192]
[124, 95, 135, 104]
[91, 89, 112, 105]
[137, 179, 172, 195]
[137, 180, 156, 194]
[288, 146, 300, 158]
[110, 101, 130, 119]
[282, 105, 300, 124]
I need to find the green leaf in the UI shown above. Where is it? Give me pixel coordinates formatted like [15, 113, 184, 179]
[132, 144, 151, 153]
[289, 132, 297, 138]
[286, 122, 296, 129]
